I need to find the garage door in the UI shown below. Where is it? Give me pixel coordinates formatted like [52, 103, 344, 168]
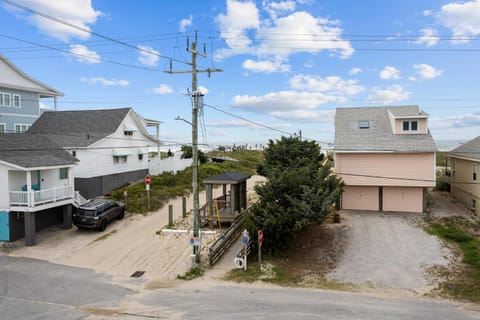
[342, 186, 379, 211]
[383, 187, 423, 213]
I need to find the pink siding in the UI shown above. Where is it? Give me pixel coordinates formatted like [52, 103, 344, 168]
[335, 153, 435, 187]
[342, 186, 379, 210]
[383, 187, 423, 213]
[394, 118, 428, 134]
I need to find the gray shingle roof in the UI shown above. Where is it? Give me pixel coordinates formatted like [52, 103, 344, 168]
[449, 136, 480, 160]
[0, 133, 77, 168]
[387, 105, 429, 117]
[335, 106, 437, 152]
[203, 172, 251, 184]
[28, 108, 131, 147]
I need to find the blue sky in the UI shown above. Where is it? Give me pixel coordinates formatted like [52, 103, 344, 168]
[1, 0, 479, 150]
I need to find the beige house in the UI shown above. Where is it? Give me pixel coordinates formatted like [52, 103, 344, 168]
[334, 106, 437, 213]
[448, 136, 480, 214]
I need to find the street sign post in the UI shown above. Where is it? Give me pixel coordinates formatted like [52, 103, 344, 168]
[258, 230, 263, 265]
[145, 175, 151, 210]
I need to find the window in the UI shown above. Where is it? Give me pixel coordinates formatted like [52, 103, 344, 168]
[59, 168, 68, 180]
[358, 121, 369, 129]
[15, 124, 29, 133]
[411, 121, 418, 131]
[0, 123, 5, 133]
[138, 154, 143, 161]
[452, 159, 456, 178]
[71, 150, 76, 157]
[473, 163, 478, 182]
[0, 93, 11, 107]
[12, 94, 21, 108]
[403, 120, 419, 132]
[124, 130, 133, 136]
[113, 155, 127, 164]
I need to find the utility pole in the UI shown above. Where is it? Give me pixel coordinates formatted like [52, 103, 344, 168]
[167, 32, 222, 266]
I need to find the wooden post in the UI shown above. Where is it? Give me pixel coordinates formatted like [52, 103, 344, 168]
[182, 196, 187, 218]
[169, 204, 173, 226]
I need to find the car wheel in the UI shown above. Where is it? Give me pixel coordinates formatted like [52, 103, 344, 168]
[99, 220, 107, 232]
[117, 210, 125, 220]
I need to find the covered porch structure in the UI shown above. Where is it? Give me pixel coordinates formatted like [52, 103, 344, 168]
[202, 172, 251, 226]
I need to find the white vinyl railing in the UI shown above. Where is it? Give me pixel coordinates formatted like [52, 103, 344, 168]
[9, 185, 74, 208]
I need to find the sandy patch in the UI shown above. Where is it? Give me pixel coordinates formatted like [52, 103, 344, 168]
[7, 175, 266, 285]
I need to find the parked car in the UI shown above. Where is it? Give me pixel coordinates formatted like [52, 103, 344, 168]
[73, 199, 125, 231]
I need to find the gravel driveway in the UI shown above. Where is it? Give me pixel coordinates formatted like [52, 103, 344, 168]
[327, 211, 451, 292]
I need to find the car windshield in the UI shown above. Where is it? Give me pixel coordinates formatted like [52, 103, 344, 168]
[78, 209, 96, 217]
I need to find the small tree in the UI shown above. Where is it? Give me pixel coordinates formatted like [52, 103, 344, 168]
[244, 136, 343, 254]
[180, 145, 208, 164]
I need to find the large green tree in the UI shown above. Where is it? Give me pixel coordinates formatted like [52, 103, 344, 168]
[244, 136, 343, 254]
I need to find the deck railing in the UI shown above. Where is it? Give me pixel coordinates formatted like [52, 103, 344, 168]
[9, 185, 74, 208]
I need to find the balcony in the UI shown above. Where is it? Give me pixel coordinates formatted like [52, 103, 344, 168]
[9, 185, 75, 211]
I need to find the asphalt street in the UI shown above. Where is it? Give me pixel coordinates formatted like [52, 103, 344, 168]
[0, 255, 479, 320]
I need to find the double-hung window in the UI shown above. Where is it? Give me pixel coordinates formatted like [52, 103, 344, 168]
[0, 93, 11, 107]
[0, 123, 5, 133]
[402, 120, 419, 132]
[15, 124, 29, 133]
[12, 94, 21, 108]
[59, 168, 68, 180]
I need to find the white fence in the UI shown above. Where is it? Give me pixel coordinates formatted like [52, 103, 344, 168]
[148, 153, 192, 176]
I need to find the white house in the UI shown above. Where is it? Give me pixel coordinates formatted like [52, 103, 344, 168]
[28, 108, 161, 198]
[0, 133, 78, 245]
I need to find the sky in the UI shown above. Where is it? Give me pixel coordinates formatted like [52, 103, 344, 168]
[1, 0, 479, 150]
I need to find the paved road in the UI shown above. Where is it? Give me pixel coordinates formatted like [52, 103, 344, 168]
[1, 255, 479, 320]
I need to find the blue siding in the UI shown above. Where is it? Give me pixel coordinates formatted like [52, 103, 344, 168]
[0, 211, 9, 241]
[0, 88, 40, 133]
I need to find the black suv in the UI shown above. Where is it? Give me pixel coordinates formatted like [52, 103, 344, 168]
[73, 199, 125, 231]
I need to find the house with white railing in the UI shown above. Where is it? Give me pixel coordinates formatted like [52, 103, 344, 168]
[0, 133, 78, 245]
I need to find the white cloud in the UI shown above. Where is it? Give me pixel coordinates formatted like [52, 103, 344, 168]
[263, 0, 296, 19]
[198, 86, 209, 95]
[430, 112, 480, 130]
[257, 11, 354, 59]
[215, 1, 353, 60]
[289, 74, 364, 95]
[408, 76, 417, 82]
[367, 85, 411, 104]
[80, 77, 129, 86]
[216, 0, 260, 51]
[138, 45, 159, 66]
[231, 90, 340, 121]
[423, 10, 432, 16]
[414, 63, 443, 79]
[349, 67, 362, 75]
[415, 28, 439, 47]
[6, 0, 102, 41]
[153, 84, 173, 95]
[179, 15, 193, 32]
[69, 44, 100, 64]
[379, 66, 401, 80]
[438, 0, 480, 43]
[242, 59, 290, 73]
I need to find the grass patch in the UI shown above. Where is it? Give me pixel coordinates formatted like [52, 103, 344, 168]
[425, 218, 480, 303]
[177, 267, 204, 280]
[88, 229, 117, 246]
[224, 261, 300, 286]
[109, 150, 261, 214]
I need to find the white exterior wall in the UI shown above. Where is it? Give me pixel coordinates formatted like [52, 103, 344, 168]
[0, 166, 9, 210]
[149, 153, 192, 175]
[73, 110, 158, 178]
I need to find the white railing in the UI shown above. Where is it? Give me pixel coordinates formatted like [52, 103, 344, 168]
[9, 185, 74, 208]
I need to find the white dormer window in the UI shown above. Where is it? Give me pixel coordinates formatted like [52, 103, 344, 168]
[402, 120, 418, 131]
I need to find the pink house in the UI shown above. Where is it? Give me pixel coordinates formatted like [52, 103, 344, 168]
[334, 106, 437, 213]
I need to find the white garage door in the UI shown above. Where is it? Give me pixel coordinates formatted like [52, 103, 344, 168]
[342, 186, 379, 211]
[383, 187, 423, 213]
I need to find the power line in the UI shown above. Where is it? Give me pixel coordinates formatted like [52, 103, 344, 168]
[1, 0, 190, 66]
[0, 33, 165, 72]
